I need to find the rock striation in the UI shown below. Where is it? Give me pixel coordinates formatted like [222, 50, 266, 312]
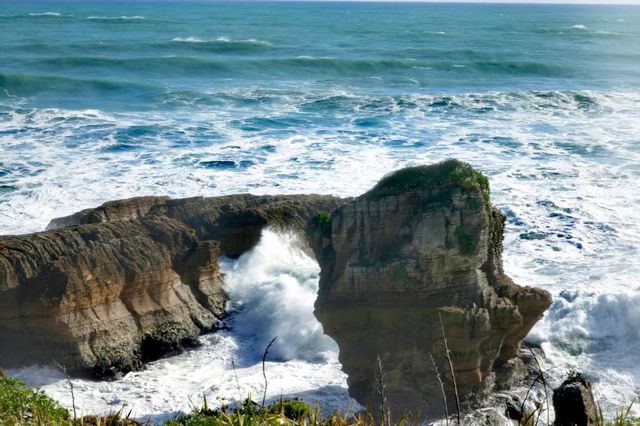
[309, 160, 552, 420]
[1, 194, 344, 377]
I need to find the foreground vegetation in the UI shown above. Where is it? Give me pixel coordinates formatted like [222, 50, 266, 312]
[2, 376, 640, 426]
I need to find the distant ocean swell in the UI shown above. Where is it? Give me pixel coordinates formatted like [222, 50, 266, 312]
[2, 57, 569, 75]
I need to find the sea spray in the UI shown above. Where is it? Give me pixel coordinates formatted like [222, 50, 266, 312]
[220, 229, 338, 363]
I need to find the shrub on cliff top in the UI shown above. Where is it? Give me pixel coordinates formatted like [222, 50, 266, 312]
[365, 159, 490, 205]
[0, 377, 70, 424]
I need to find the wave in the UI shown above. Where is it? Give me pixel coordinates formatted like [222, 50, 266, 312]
[0, 12, 71, 19]
[19, 53, 570, 79]
[86, 15, 146, 21]
[0, 72, 162, 99]
[169, 36, 273, 53]
[535, 26, 623, 38]
[172, 36, 271, 46]
[220, 229, 337, 362]
[466, 60, 567, 76]
[28, 12, 62, 17]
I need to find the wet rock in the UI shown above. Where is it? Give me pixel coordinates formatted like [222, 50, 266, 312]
[553, 373, 598, 426]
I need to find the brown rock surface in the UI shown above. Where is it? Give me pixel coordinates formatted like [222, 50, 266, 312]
[1, 194, 344, 377]
[309, 160, 552, 420]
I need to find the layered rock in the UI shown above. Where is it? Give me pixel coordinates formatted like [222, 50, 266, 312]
[1, 194, 344, 377]
[309, 160, 552, 420]
[1, 160, 551, 412]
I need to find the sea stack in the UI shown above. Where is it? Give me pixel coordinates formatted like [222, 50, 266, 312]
[310, 159, 553, 420]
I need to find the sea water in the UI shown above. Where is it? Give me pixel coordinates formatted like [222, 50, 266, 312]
[2, 1, 640, 422]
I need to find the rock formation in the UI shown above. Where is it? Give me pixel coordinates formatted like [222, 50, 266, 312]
[0, 194, 344, 377]
[553, 374, 598, 426]
[0, 160, 551, 417]
[309, 159, 552, 420]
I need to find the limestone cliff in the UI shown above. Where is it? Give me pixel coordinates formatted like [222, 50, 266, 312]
[1, 194, 344, 377]
[309, 160, 552, 420]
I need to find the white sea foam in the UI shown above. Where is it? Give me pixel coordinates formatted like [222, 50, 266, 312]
[171, 36, 272, 46]
[10, 230, 359, 423]
[87, 15, 146, 20]
[3, 89, 640, 419]
[29, 12, 62, 16]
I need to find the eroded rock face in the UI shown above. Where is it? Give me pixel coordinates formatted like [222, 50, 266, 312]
[1, 194, 344, 377]
[309, 160, 552, 420]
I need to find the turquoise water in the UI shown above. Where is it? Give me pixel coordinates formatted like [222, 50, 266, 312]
[1, 1, 640, 109]
[3, 1, 640, 421]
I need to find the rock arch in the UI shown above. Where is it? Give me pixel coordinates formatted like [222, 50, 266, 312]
[0, 160, 551, 420]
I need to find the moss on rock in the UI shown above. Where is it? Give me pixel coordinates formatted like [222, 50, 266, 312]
[365, 159, 490, 207]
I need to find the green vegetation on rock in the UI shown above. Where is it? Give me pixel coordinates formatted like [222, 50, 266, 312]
[390, 264, 419, 287]
[455, 226, 477, 256]
[0, 377, 70, 425]
[365, 159, 490, 207]
[314, 211, 332, 237]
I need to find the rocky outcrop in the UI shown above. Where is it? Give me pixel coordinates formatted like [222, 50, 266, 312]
[1, 159, 550, 411]
[553, 374, 598, 426]
[1, 194, 344, 377]
[309, 160, 552, 420]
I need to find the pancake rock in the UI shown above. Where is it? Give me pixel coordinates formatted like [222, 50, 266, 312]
[309, 160, 552, 420]
[0, 194, 344, 377]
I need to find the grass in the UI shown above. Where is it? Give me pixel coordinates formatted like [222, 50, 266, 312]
[166, 396, 413, 426]
[598, 399, 640, 426]
[0, 377, 141, 425]
[3, 371, 640, 425]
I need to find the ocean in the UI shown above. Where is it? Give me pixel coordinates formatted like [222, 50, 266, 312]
[2, 0, 640, 422]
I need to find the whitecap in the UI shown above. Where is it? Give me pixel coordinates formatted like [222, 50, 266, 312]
[28, 12, 61, 16]
[171, 36, 272, 46]
[87, 15, 146, 20]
